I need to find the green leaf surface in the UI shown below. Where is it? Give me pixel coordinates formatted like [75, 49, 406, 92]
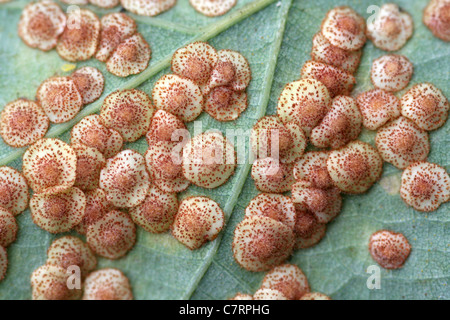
[0, 0, 448, 300]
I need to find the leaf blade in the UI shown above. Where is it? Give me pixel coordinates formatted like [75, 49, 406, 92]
[0, 0, 449, 300]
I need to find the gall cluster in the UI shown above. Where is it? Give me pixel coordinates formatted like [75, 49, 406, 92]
[0, 37, 253, 299]
[230, 264, 331, 300]
[0, 66, 104, 147]
[19, 3, 151, 77]
[31, 235, 133, 300]
[233, 4, 449, 292]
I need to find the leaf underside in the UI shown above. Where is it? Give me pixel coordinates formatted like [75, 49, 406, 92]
[0, 0, 448, 300]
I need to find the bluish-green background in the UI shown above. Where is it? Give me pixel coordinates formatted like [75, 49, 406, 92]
[0, 0, 448, 299]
